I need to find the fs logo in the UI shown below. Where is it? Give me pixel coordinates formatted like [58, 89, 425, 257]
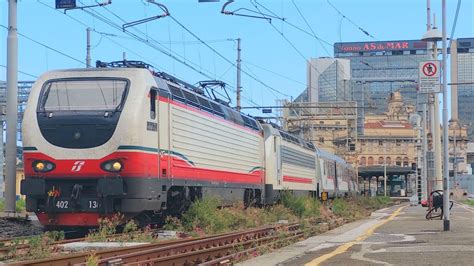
[71, 161, 85, 172]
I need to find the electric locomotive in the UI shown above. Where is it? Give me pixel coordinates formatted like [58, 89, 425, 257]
[20, 60, 357, 228]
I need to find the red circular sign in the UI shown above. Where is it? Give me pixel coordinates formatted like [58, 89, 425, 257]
[422, 62, 437, 77]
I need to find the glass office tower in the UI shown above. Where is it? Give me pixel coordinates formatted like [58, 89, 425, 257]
[451, 38, 474, 140]
[334, 40, 430, 133]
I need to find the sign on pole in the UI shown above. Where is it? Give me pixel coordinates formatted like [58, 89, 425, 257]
[419, 60, 441, 93]
[55, 0, 76, 9]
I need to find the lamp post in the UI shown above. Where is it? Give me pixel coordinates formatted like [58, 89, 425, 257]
[421, 2, 449, 230]
[421, 26, 443, 194]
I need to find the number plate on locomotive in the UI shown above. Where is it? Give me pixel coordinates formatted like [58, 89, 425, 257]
[52, 199, 101, 211]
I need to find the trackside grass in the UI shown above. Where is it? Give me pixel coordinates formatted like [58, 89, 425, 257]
[164, 196, 392, 235]
[462, 199, 474, 206]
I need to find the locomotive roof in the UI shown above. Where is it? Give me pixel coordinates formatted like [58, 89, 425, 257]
[316, 147, 347, 164]
[92, 60, 261, 132]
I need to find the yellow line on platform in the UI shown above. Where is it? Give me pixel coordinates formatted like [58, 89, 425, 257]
[305, 206, 406, 266]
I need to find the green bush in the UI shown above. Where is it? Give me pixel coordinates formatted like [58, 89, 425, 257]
[181, 198, 228, 234]
[355, 196, 392, 210]
[331, 198, 351, 217]
[174, 197, 300, 235]
[281, 192, 320, 218]
[16, 198, 26, 212]
[0, 199, 26, 212]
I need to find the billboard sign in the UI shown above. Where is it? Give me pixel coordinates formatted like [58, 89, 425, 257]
[334, 40, 427, 53]
[419, 60, 441, 93]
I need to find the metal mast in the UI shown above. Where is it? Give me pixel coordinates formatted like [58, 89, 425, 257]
[4, 0, 18, 213]
[236, 38, 242, 111]
[86, 27, 91, 68]
[441, 0, 450, 231]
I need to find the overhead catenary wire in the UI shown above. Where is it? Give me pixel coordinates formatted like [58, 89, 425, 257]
[448, 0, 462, 53]
[0, 24, 85, 66]
[248, 0, 333, 48]
[0, 64, 38, 79]
[326, 0, 376, 40]
[90, 6, 268, 108]
[291, 0, 331, 57]
[250, 2, 349, 102]
[37, 1, 266, 109]
[89, 1, 270, 108]
[166, 13, 291, 98]
[243, 61, 305, 86]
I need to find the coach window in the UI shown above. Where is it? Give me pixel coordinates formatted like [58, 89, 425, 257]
[150, 89, 157, 119]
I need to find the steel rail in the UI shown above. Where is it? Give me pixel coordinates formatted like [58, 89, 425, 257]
[131, 229, 304, 265]
[12, 226, 281, 266]
[82, 226, 286, 266]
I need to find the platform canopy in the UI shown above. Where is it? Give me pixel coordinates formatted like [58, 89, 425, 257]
[358, 165, 415, 178]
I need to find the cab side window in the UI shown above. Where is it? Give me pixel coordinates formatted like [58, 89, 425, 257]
[150, 88, 157, 119]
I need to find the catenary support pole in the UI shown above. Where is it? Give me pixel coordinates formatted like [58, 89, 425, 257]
[86, 27, 91, 68]
[384, 161, 387, 197]
[4, 0, 18, 214]
[422, 104, 428, 201]
[453, 127, 457, 189]
[236, 38, 242, 112]
[0, 120, 4, 200]
[441, 0, 450, 231]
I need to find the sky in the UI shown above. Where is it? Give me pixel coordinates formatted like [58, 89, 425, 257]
[1, 0, 473, 117]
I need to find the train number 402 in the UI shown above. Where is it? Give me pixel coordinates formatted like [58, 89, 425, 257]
[56, 201, 69, 209]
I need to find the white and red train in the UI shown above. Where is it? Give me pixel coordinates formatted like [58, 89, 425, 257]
[21, 61, 357, 228]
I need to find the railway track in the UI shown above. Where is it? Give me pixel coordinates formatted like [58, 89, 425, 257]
[0, 229, 163, 261]
[12, 223, 304, 266]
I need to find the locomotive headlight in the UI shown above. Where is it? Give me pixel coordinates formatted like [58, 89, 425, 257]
[112, 162, 122, 171]
[33, 160, 55, 172]
[101, 160, 123, 173]
[34, 162, 45, 171]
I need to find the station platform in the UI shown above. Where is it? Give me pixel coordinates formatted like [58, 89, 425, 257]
[241, 203, 474, 265]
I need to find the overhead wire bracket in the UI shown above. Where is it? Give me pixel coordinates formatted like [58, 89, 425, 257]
[221, 0, 275, 22]
[122, 0, 170, 30]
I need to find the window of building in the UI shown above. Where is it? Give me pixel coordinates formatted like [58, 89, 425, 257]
[368, 157, 374, 165]
[379, 140, 383, 146]
[396, 140, 401, 146]
[319, 137, 325, 143]
[386, 157, 391, 165]
[360, 157, 366, 166]
[378, 157, 384, 165]
[403, 157, 409, 167]
[396, 157, 402, 166]
[335, 121, 340, 125]
[410, 50, 416, 55]
[319, 121, 324, 124]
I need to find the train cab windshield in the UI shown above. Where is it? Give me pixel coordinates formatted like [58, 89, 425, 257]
[39, 78, 128, 112]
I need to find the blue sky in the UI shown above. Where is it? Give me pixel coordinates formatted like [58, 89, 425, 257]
[1, 0, 473, 116]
